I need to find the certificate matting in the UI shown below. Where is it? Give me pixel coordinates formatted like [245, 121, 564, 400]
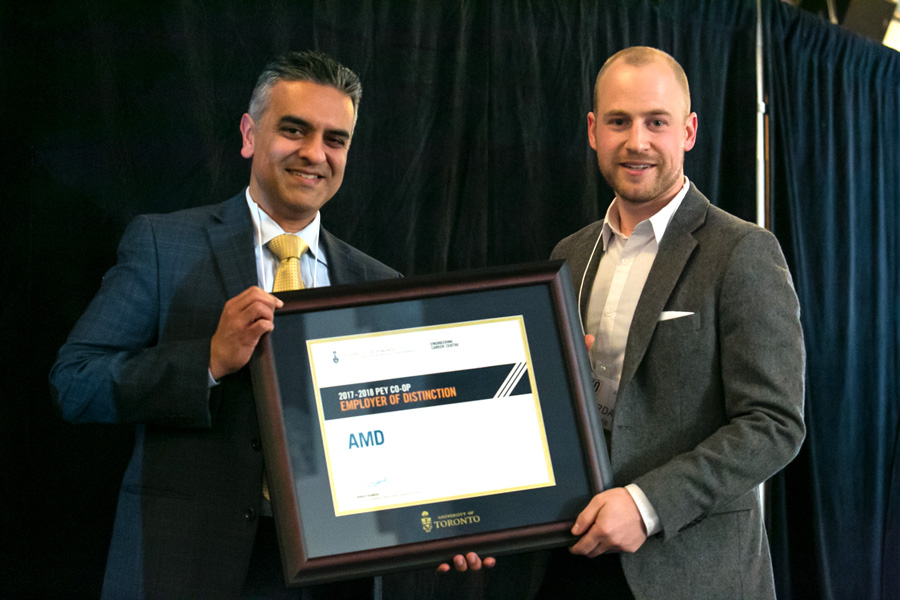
[250, 260, 611, 586]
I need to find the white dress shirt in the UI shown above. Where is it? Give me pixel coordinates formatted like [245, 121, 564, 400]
[586, 177, 691, 537]
[245, 189, 330, 290]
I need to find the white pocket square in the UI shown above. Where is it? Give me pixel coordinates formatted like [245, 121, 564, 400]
[659, 311, 695, 321]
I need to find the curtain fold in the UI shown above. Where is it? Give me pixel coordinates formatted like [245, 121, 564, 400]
[764, 2, 900, 598]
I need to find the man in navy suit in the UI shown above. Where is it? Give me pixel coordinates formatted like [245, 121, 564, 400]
[50, 50, 399, 599]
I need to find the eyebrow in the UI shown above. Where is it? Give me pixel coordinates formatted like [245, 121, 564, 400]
[278, 115, 351, 140]
[603, 109, 674, 119]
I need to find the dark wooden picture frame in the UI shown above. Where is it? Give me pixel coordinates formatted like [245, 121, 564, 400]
[250, 260, 612, 586]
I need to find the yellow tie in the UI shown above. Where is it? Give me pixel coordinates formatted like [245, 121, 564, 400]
[267, 234, 309, 292]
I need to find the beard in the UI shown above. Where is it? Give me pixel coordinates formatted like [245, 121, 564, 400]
[599, 152, 685, 207]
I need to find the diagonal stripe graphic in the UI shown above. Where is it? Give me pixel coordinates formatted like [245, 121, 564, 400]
[494, 362, 527, 398]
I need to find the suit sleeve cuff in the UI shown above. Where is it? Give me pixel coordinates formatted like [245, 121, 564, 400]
[625, 483, 661, 536]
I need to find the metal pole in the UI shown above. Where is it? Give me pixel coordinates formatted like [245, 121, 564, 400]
[756, 0, 767, 229]
[756, 0, 768, 524]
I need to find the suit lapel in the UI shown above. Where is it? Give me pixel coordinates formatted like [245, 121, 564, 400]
[206, 194, 258, 299]
[619, 186, 708, 392]
[320, 228, 364, 285]
[567, 221, 606, 324]
[580, 240, 604, 323]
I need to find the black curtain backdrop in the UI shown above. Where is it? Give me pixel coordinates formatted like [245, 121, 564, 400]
[2, 0, 895, 598]
[764, 2, 900, 599]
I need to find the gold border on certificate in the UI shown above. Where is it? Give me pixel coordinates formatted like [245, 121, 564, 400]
[307, 316, 555, 517]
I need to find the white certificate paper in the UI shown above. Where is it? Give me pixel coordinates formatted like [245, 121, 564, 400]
[307, 316, 555, 516]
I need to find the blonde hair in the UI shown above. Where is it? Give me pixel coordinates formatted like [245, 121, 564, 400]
[593, 46, 691, 116]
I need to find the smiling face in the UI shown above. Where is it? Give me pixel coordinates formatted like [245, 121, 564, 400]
[588, 57, 697, 218]
[240, 80, 356, 232]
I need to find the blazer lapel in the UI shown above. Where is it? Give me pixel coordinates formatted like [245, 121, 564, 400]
[619, 186, 708, 392]
[572, 222, 607, 323]
[320, 228, 364, 285]
[206, 194, 258, 299]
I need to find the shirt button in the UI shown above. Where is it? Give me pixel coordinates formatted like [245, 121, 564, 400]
[250, 438, 261, 451]
[244, 507, 257, 521]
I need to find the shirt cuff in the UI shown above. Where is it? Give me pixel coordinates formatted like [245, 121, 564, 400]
[625, 483, 661, 536]
[208, 369, 220, 388]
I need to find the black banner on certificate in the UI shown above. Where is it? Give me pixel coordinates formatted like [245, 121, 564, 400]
[319, 363, 533, 420]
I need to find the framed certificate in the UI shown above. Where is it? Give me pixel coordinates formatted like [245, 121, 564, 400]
[250, 260, 611, 586]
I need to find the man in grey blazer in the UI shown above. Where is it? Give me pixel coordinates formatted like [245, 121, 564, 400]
[50, 51, 399, 598]
[537, 47, 806, 599]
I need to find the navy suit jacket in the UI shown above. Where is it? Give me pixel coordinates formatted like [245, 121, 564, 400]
[50, 193, 400, 598]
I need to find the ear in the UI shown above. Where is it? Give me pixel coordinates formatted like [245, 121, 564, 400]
[587, 112, 598, 151]
[683, 112, 698, 152]
[240, 113, 255, 159]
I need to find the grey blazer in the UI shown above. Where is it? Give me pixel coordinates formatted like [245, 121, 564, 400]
[551, 184, 805, 600]
[50, 193, 400, 599]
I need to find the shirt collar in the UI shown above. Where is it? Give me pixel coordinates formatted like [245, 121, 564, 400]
[600, 177, 691, 250]
[245, 188, 326, 263]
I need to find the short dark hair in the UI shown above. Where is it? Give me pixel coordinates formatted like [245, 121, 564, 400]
[248, 50, 362, 124]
